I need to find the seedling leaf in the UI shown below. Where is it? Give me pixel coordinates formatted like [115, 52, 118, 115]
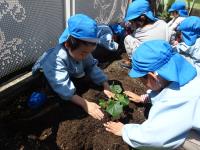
[115, 94, 129, 107]
[99, 99, 107, 109]
[110, 84, 122, 94]
[106, 101, 123, 118]
[99, 84, 129, 119]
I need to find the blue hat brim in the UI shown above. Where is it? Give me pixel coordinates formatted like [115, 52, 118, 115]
[129, 53, 196, 86]
[128, 68, 147, 78]
[124, 14, 140, 22]
[128, 54, 180, 79]
[59, 28, 70, 44]
[80, 37, 99, 43]
[124, 11, 157, 22]
[157, 53, 196, 86]
[181, 31, 197, 46]
[168, 8, 175, 12]
[145, 11, 158, 21]
[59, 28, 99, 44]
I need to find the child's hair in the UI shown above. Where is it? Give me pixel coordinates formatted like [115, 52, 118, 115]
[131, 15, 155, 27]
[175, 30, 182, 42]
[65, 36, 96, 50]
[170, 10, 179, 16]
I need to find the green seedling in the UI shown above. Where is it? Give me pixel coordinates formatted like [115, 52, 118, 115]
[99, 84, 129, 119]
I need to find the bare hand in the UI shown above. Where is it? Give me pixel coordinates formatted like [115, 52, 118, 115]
[85, 101, 104, 120]
[123, 91, 142, 103]
[104, 121, 124, 136]
[103, 82, 115, 98]
[104, 89, 115, 98]
[173, 40, 179, 46]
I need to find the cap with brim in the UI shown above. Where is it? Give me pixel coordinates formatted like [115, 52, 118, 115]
[59, 14, 99, 44]
[168, 1, 188, 17]
[59, 28, 70, 44]
[168, 9, 188, 17]
[124, 0, 157, 22]
[177, 16, 200, 46]
[181, 31, 198, 46]
[168, 8, 175, 12]
[129, 40, 197, 86]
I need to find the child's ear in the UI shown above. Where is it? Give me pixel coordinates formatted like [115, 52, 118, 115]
[64, 41, 76, 55]
[140, 15, 146, 20]
[64, 42, 69, 49]
[138, 15, 147, 27]
[147, 72, 158, 82]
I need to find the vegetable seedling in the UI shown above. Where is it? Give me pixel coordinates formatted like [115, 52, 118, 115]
[99, 84, 129, 119]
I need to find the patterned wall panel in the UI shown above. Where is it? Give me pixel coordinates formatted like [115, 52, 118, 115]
[75, 0, 128, 24]
[0, 0, 64, 80]
[0, 0, 128, 81]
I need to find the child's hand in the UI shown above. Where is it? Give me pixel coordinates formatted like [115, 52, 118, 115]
[104, 90, 115, 98]
[85, 101, 104, 120]
[103, 82, 115, 98]
[104, 121, 124, 136]
[123, 91, 142, 103]
[173, 40, 179, 46]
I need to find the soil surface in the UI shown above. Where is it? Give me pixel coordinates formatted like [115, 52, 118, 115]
[0, 51, 183, 150]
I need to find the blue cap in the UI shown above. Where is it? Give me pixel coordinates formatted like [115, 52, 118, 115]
[129, 40, 197, 86]
[110, 24, 125, 37]
[125, 0, 157, 22]
[168, 1, 188, 17]
[177, 16, 200, 46]
[59, 14, 99, 44]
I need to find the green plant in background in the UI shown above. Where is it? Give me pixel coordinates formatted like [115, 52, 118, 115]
[99, 84, 129, 119]
[155, 0, 197, 21]
[156, 0, 175, 21]
[157, 10, 171, 21]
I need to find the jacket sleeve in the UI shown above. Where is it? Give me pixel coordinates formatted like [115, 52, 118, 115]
[84, 54, 108, 85]
[175, 42, 189, 53]
[42, 56, 76, 100]
[122, 99, 192, 149]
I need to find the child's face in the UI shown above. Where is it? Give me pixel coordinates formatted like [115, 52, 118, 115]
[130, 19, 140, 28]
[69, 44, 97, 61]
[171, 11, 179, 18]
[139, 73, 162, 91]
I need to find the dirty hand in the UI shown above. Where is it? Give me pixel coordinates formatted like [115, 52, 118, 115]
[85, 101, 104, 120]
[104, 121, 124, 136]
[123, 91, 142, 103]
[104, 89, 115, 98]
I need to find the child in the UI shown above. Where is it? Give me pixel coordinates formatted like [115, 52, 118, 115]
[91, 23, 123, 65]
[97, 24, 119, 51]
[168, 1, 188, 44]
[91, 23, 121, 64]
[104, 40, 200, 149]
[32, 14, 114, 120]
[175, 16, 200, 72]
[120, 0, 169, 69]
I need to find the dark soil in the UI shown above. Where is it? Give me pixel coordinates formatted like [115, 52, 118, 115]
[0, 51, 181, 150]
